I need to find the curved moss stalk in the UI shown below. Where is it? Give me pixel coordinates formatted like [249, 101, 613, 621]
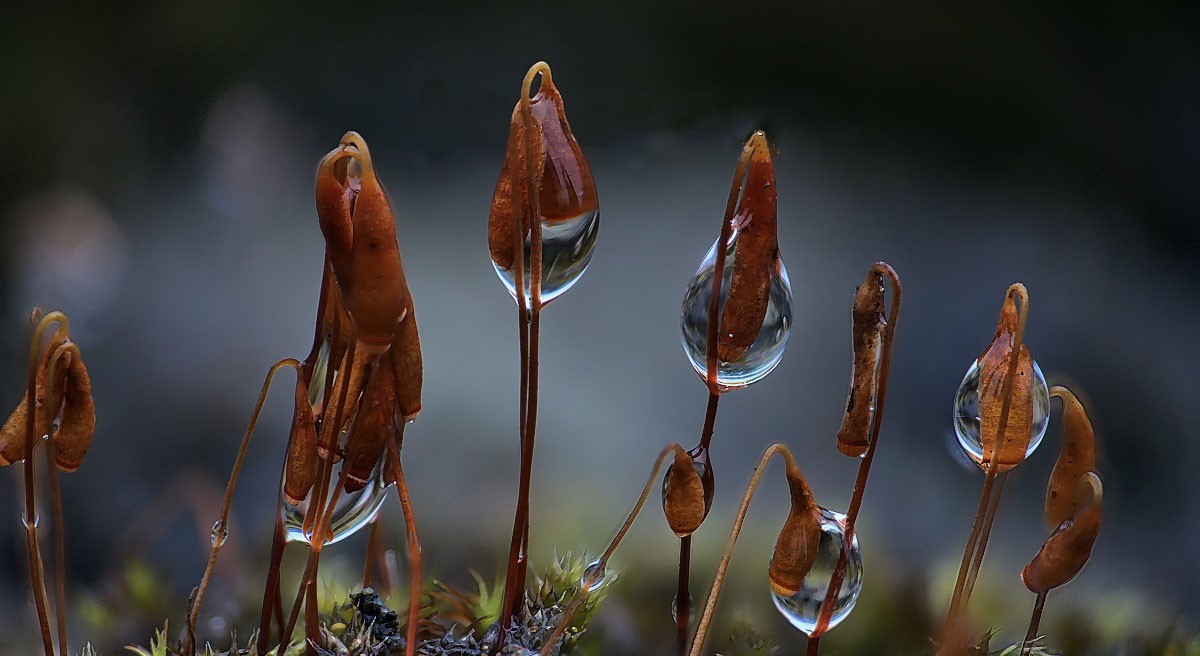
[537, 444, 682, 656]
[498, 61, 551, 641]
[688, 443, 808, 656]
[940, 284, 1029, 653]
[184, 357, 302, 654]
[807, 263, 902, 654]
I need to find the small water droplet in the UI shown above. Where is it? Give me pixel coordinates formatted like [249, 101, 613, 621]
[580, 560, 606, 593]
[210, 519, 228, 548]
[680, 231, 792, 391]
[307, 342, 331, 407]
[282, 455, 391, 546]
[770, 508, 863, 636]
[670, 593, 694, 623]
[952, 359, 1050, 466]
[493, 209, 600, 306]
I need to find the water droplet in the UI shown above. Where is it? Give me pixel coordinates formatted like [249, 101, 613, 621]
[952, 359, 1050, 466]
[680, 231, 792, 390]
[770, 508, 863, 636]
[493, 208, 600, 306]
[307, 342, 331, 408]
[282, 455, 391, 546]
[580, 560, 606, 593]
[210, 519, 228, 548]
[670, 593, 694, 624]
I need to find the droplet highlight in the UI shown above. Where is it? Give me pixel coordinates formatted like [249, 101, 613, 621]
[493, 208, 600, 306]
[952, 359, 1051, 465]
[281, 456, 391, 546]
[770, 508, 863, 636]
[580, 559, 607, 593]
[681, 232, 792, 390]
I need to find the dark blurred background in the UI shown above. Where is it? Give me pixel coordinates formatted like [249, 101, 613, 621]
[1, 1, 1198, 653]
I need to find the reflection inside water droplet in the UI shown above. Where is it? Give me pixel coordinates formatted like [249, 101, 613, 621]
[952, 359, 1050, 466]
[580, 560, 607, 593]
[493, 208, 600, 306]
[671, 593, 694, 624]
[770, 508, 863, 636]
[680, 231, 792, 391]
[281, 456, 390, 546]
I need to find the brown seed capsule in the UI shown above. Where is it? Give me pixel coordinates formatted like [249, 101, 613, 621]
[768, 462, 823, 597]
[488, 63, 596, 271]
[388, 298, 423, 422]
[316, 132, 410, 351]
[0, 397, 32, 466]
[1, 331, 73, 466]
[836, 269, 887, 457]
[662, 445, 712, 537]
[1045, 387, 1097, 529]
[343, 358, 398, 494]
[53, 348, 95, 472]
[283, 375, 320, 506]
[717, 132, 778, 364]
[977, 287, 1036, 472]
[1022, 472, 1103, 593]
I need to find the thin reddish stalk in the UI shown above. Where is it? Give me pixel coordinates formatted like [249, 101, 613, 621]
[675, 536, 692, 656]
[688, 444, 801, 656]
[256, 514, 287, 652]
[384, 427, 422, 656]
[962, 472, 1009, 603]
[537, 445, 680, 656]
[45, 440, 68, 656]
[941, 286, 1029, 653]
[23, 312, 67, 656]
[364, 517, 381, 588]
[185, 358, 301, 653]
[810, 264, 902, 642]
[1020, 591, 1048, 656]
[498, 63, 548, 642]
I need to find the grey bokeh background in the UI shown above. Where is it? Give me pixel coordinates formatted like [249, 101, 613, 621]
[1, 1, 1198, 651]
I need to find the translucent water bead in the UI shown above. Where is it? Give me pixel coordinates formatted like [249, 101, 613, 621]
[282, 456, 391, 546]
[680, 233, 792, 390]
[771, 508, 863, 636]
[493, 208, 600, 306]
[952, 359, 1051, 465]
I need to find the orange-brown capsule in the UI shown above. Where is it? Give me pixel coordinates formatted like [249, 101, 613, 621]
[53, 348, 95, 472]
[343, 358, 398, 494]
[1045, 387, 1097, 528]
[488, 63, 595, 271]
[388, 298, 423, 422]
[977, 288, 1037, 471]
[2, 332, 71, 467]
[1022, 472, 1103, 593]
[836, 269, 887, 457]
[717, 133, 778, 364]
[317, 133, 410, 351]
[768, 462, 823, 597]
[0, 397, 32, 466]
[662, 445, 712, 537]
[283, 375, 320, 506]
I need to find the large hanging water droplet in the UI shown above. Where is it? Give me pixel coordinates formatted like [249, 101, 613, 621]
[680, 232, 792, 390]
[281, 455, 391, 546]
[952, 359, 1051, 465]
[770, 508, 863, 636]
[493, 208, 600, 306]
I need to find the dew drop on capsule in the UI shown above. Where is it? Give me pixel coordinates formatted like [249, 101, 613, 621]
[680, 232, 793, 391]
[281, 457, 391, 546]
[770, 508, 863, 636]
[952, 359, 1051, 465]
[493, 207, 600, 306]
